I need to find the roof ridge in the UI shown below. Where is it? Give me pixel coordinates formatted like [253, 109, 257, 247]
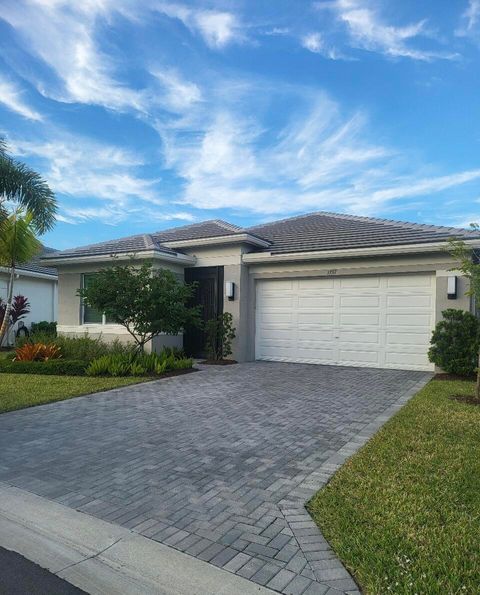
[153, 219, 235, 235]
[248, 210, 474, 235]
[212, 219, 245, 233]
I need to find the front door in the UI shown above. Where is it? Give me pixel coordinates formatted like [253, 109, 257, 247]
[184, 266, 224, 358]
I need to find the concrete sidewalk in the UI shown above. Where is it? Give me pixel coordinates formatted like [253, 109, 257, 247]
[0, 482, 273, 595]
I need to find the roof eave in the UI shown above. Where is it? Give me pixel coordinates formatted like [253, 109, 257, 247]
[41, 249, 196, 267]
[163, 233, 271, 249]
[242, 239, 480, 264]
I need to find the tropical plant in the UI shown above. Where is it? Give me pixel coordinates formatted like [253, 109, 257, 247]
[205, 312, 236, 361]
[16, 333, 134, 361]
[0, 209, 42, 344]
[78, 262, 201, 353]
[0, 138, 56, 234]
[85, 348, 193, 377]
[14, 342, 62, 362]
[448, 229, 480, 400]
[428, 309, 479, 377]
[0, 295, 30, 328]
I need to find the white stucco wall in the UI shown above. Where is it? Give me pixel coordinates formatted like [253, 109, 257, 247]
[0, 271, 58, 326]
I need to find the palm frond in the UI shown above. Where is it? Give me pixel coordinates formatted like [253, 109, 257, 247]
[0, 138, 57, 234]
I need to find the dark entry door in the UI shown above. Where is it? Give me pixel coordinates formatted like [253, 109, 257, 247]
[184, 266, 224, 358]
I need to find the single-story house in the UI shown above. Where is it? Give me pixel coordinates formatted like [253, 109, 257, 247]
[1, 246, 58, 343]
[41, 212, 480, 372]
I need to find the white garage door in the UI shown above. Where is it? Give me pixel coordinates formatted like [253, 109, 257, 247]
[255, 274, 435, 371]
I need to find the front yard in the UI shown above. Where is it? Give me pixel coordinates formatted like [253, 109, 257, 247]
[308, 379, 480, 594]
[0, 374, 150, 414]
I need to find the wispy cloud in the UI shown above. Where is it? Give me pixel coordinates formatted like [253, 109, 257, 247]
[1, 1, 146, 112]
[0, 75, 43, 121]
[301, 32, 346, 59]
[154, 83, 480, 216]
[314, 0, 458, 61]
[156, 3, 244, 48]
[456, 0, 480, 38]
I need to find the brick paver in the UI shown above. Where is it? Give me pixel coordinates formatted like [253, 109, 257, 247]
[0, 362, 430, 593]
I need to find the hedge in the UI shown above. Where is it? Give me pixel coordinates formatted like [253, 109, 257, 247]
[0, 359, 87, 376]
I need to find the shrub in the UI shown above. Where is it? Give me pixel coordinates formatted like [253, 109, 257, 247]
[428, 309, 480, 376]
[86, 348, 193, 377]
[16, 333, 135, 362]
[0, 359, 86, 375]
[205, 312, 236, 361]
[31, 321, 57, 336]
[15, 342, 62, 362]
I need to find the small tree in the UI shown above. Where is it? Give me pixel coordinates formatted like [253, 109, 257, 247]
[0, 209, 41, 344]
[78, 261, 201, 353]
[205, 312, 236, 361]
[428, 309, 479, 376]
[448, 228, 480, 400]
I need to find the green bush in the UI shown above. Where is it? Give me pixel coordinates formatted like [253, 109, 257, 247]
[86, 349, 193, 377]
[17, 333, 135, 362]
[205, 312, 236, 361]
[30, 321, 57, 336]
[0, 359, 87, 375]
[428, 309, 480, 376]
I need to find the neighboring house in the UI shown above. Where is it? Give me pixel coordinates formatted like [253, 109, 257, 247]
[42, 212, 480, 372]
[0, 246, 58, 341]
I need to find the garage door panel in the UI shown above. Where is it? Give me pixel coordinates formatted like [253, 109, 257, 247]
[340, 295, 380, 308]
[298, 295, 335, 308]
[339, 277, 381, 289]
[387, 313, 432, 326]
[340, 313, 380, 325]
[298, 312, 335, 324]
[338, 349, 380, 364]
[298, 278, 334, 289]
[339, 331, 379, 343]
[256, 274, 435, 371]
[386, 331, 431, 345]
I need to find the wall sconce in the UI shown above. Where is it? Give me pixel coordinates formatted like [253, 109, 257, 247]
[447, 276, 457, 300]
[225, 281, 235, 301]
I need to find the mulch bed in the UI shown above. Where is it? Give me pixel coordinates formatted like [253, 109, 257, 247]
[155, 368, 198, 379]
[200, 359, 237, 365]
[434, 373, 476, 381]
[451, 394, 480, 406]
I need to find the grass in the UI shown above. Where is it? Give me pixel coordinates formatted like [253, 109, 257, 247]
[0, 374, 151, 414]
[307, 379, 480, 595]
[0, 350, 14, 360]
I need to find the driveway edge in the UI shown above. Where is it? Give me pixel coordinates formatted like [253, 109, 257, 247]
[0, 482, 274, 595]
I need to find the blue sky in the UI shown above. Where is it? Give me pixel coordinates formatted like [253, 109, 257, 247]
[1, 0, 479, 249]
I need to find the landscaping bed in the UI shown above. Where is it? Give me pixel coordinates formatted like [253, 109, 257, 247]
[307, 379, 480, 595]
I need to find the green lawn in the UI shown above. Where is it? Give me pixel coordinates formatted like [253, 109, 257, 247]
[0, 374, 150, 414]
[308, 379, 480, 595]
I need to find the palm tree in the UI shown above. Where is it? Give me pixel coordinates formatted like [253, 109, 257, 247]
[0, 138, 57, 233]
[0, 209, 42, 344]
[0, 139, 56, 344]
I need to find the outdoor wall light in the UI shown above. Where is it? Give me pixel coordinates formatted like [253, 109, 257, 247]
[225, 281, 235, 301]
[447, 276, 457, 300]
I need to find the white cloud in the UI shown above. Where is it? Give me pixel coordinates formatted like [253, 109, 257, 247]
[315, 0, 457, 61]
[456, 0, 480, 37]
[301, 32, 346, 59]
[156, 3, 244, 48]
[1, 1, 146, 112]
[153, 85, 480, 217]
[0, 75, 43, 121]
[151, 69, 202, 112]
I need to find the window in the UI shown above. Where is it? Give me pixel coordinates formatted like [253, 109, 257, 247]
[82, 274, 115, 324]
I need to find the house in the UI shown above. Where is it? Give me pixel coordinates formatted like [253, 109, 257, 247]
[0, 246, 58, 342]
[41, 212, 480, 372]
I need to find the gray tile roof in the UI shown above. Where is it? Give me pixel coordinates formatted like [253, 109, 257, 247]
[18, 246, 57, 277]
[42, 220, 246, 261]
[42, 212, 480, 263]
[247, 211, 480, 254]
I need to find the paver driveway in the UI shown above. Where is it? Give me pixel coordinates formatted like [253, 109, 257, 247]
[0, 362, 430, 594]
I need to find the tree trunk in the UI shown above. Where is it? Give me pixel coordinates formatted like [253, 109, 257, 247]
[476, 350, 480, 402]
[0, 265, 15, 346]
